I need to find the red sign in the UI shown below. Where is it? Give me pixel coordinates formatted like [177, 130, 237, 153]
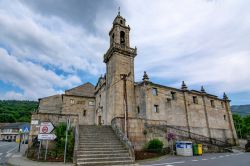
[41, 126, 48, 133]
[39, 122, 54, 134]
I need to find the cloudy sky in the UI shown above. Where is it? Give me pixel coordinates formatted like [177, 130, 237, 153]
[0, 0, 249, 105]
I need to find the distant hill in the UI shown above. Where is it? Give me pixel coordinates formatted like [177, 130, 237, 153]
[0, 100, 38, 123]
[231, 104, 250, 116]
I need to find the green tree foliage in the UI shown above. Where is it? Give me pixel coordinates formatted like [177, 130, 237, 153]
[146, 138, 164, 153]
[233, 114, 250, 139]
[54, 123, 74, 161]
[0, 100, 38, 123]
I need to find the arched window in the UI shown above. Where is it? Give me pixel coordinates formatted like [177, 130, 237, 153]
[120, 31, 125, 45]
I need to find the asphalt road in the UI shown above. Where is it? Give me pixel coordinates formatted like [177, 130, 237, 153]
[139, 152, 250, 166]
[0, 141, 19, 165]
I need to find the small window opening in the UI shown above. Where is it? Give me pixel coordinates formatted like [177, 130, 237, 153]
[83, 110, 87, 116]
[153, 105, 159, 113]
[137, 106, 140, 114]
[89, 101, 95, 106]
[120, 31, 125, 45]
[152, 88, 158, 96]
[193, 96, 198, 104]
[221, 102, 224, 108]
[224, 115, 227, 121]
[210, 100, 215, 108]
[171, 91, 177, 100]
[120, 20, 123, 24]
[70, 99, 75, 104]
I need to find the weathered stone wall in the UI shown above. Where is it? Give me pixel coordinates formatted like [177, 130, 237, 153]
[134, 83, 237, 145]
[28, 112, 79, 148]
[105, 52, 136, 124]
[95, 81, 107, 125]
[62, 95, 95, 125]
[38, 95, 63, 114]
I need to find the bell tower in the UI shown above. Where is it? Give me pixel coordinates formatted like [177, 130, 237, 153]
[104, 12, 137, 124]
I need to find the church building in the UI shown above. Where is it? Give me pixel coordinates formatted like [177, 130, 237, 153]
[33, 13, 238, 153]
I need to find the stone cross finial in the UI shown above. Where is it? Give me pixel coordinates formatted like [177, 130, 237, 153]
[118, 7, 120, 16]
[142, 71, 149, 82]
[223, 92, 229, 100]
[181, 81, 188, 91]
[201, 86, 206, 93]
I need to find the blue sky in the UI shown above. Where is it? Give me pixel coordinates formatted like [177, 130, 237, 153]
[0, 0, 249, 105]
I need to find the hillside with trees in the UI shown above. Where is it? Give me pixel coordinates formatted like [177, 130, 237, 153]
[231, 105, 250, 116]
[0, 100, 38, 123]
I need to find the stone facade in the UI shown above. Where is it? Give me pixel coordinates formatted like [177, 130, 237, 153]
[33, 13, 238, 150]
[37, 83, 95, 125]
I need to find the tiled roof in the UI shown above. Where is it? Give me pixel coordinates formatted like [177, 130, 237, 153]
[65, 82, 95, 98]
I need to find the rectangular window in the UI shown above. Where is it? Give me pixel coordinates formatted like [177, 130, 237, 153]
[171, 91, 177, 100]
[224, 115, 227, 121]
[137, 106, 140, 114]
[89, 101, 95, 106]
[153, 105, 159, 113]
[193, 96, 198, 104]
[77, 101, 86, 104]
[221, 102, 224, 108]
[70, 99, 75, 104]
[83, 110, 87, 116]
[210, 100, 215, 108]
[152, 88, 158, 96]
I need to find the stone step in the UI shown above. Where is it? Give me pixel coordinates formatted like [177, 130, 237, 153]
[79, 133, 115, 137]
[78, 147, 125, 151]
[79, 142, 121, 145]
[77, 160, 134, 166]
[79, 136, 118, 139]
[79, 144, 124, 148]
[77, 125, 134, 165]
[79, 142, 122, 145]
[77, 156, 133, 162]
[77, 153, 129, 158]
[77, 150, 129, 155]
[79, 139, 120, 142]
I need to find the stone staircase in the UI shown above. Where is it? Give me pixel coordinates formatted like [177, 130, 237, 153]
[77, 125, 134, 166]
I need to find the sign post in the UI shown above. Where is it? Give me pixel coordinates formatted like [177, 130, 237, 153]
[18, 129, 23, 152]
[45, 140, 48, 160]
[38, 140, 42, 160]
[38, 121, 55, 161]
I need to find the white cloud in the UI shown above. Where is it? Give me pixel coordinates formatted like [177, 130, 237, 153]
[0, 0, 106, 75]
[0, 48, 80, 99]
[119, 0, 250, 94]
[0, 0, 250, 101]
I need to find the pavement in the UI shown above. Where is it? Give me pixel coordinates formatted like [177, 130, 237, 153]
[138, 152, 250, 166]
[2, 140, 249, 166]
[0, 141, 72, 166]
[0, 141, 19, 165]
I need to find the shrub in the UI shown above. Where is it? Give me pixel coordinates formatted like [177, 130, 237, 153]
[54, 123, 75, 161]
[146, 139, 164, 153]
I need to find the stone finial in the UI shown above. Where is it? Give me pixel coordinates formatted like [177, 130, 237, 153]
[201, 86, 206, 93]
[181, 81, 188, 91]
[118, 6, 120, 16]
[142, 71, 149, 82]
[223, 92, 229, 100]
